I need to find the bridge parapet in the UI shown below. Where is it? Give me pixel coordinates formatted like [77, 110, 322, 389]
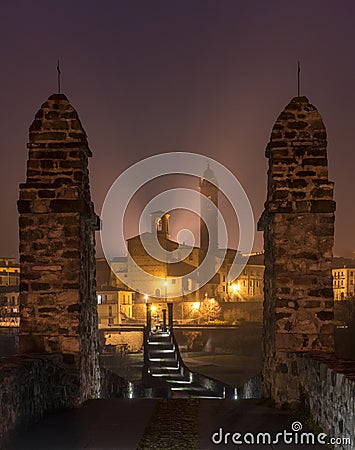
[296, 352, 355, 449]
[0, 354, 79, 448]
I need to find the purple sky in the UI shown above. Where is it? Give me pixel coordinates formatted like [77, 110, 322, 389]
[1, 1, 354, 258]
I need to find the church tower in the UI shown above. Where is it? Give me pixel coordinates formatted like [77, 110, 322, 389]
[199, 165, 219, 260]
[150, 210, 170, 240]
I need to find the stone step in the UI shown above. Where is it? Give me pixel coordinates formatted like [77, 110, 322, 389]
[148, 332, 171, 342]
[148, 360, 179, 369]
[145, 329, 226, 399]
[149, 366, 182, 376]
[171, 386, 223, 398]
[148, 349, 176, 360]
[147, 342, 174, 351]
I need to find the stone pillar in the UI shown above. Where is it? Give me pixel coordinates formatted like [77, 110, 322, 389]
[162, 309, 167, 332]
[168, 302, 173, 330]
[18, 94, 101, 402]
[258, 96, 335, 404]
[146, 302, 151, 330]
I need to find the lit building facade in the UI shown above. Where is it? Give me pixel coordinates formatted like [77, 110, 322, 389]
[0, 286, 20, 326]
[0, 258, 20, 286]
[332, 268, 355, 300]
[97, 288, 134, 327]
[0, 259, 20, 326]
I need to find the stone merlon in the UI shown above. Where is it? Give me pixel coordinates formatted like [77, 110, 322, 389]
[258, 96, 335, 232]
[19, 93, 100, 229]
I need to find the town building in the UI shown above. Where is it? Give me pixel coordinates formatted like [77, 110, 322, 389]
[97, 287, 134, 327]
[0, 259, 20, 326]
[0, 258, 20, 286]
[0, 286, 20, 327]
[332, 267, 355, 300]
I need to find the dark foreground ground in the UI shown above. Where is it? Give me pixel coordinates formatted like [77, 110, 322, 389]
[9, 398, 330, 450]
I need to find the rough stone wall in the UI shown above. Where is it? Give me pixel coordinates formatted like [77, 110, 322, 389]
[0, 354, 79, 448]
[104, 330, 143, 352]
[296, 353, 355, 450]
[0, 355, 132, 448]
[258, 96, 336, 404]
[18, 94, 100, 402]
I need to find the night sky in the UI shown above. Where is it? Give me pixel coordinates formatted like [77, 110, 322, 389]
[1, 1, 354, 258]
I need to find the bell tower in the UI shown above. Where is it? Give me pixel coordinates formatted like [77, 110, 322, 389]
[150, 210, 170, 239]
[199, 164, 219, 260]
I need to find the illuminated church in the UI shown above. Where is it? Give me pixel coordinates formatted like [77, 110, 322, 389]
[109, 166, 264, 307]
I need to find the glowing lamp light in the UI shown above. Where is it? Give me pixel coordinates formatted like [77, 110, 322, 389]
[192, 301, 200, 310]
[151, 305, 157, 313]
[97, 294, 102, 304]
[144, 294, 148, 303]
[164, 280, 168, 286]
[232, 283, 240, 294]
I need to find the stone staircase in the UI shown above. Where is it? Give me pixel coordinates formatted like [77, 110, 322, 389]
[145, 330, 231, 398]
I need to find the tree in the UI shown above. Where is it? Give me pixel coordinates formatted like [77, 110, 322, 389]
[200, 298, 221, 322]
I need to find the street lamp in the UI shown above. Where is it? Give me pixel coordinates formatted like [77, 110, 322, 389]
[231, 282, 240, 294]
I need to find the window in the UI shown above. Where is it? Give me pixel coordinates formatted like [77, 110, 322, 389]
[351, 272, 354, 277]
[244, 281, 246, 287]
[109, 306, 113, 316]
[172, 279, 176, 285]
[108, 318, 114, 325]
[222, 275, 226, 282]
[256, 281, 259, 287]
[223, 286, 226, 292]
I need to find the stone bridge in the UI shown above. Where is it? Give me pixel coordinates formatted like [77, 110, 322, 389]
[0, 94, 354, 449]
